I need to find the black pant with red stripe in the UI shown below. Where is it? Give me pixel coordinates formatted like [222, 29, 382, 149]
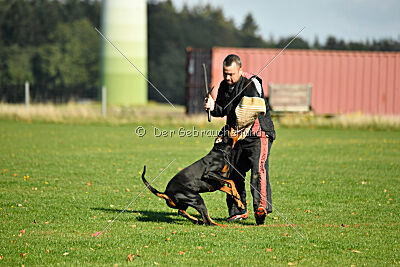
[226, 133, 273, 217]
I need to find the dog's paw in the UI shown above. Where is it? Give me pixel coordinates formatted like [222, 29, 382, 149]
[195, 220, 204, 225]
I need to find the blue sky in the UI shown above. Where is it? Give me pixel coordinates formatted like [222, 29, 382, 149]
[170, 0, 400, 43]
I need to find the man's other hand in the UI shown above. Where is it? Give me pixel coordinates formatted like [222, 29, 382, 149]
[204, 96, 215, 111]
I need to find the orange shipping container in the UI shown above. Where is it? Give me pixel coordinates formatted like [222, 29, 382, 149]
[186, 47, 400, 115]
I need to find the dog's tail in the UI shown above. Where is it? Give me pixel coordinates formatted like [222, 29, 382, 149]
[141, 166, 176, 207]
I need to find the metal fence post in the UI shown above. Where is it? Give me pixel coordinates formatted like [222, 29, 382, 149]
[102, 86, 106, 117]
[25, 81, 29, 110]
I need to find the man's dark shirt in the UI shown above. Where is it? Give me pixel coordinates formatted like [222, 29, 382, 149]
[211, 75, 276, 140]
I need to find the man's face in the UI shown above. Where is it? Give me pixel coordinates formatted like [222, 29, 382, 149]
[223, 62, 242, 85]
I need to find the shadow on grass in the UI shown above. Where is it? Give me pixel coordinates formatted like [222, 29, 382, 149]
[91, 207, 242, 225]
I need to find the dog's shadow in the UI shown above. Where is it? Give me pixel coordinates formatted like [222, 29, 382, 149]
[92, 207, 183, 223]
[91, 207, 249, 225]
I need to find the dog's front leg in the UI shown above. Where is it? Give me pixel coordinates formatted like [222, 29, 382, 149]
[219, 180, 245, 210]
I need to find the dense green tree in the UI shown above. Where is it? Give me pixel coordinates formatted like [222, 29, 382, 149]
[241, 13, 258, 36]
[277, 36, 310, 49]
[7, 45, 34, 84]
[324, 36, 347, 50]
[239, 13, 268, 48]
[313, 36, 321, 49]
[0, 0, 100, 102]
[52, 19, 99, 97]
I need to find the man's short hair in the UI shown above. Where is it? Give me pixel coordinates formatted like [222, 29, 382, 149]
[223, 54, 242, 68]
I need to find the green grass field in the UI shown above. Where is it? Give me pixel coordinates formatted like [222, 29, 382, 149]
[1, 119, 399, 265]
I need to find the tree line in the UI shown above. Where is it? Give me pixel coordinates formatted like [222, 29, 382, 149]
[1, 0, 399, 104]
[0, 0, 101, 102]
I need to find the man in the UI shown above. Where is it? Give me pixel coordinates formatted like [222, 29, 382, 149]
[204, 54, 276, 225]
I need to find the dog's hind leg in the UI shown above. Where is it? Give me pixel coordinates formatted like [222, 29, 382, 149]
[178, 210, 204, 225]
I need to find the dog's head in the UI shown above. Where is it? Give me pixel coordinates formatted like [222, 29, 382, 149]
[213, 131, 234, 156]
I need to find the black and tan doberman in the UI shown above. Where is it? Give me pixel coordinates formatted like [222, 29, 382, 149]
[141, 129, 242, 226]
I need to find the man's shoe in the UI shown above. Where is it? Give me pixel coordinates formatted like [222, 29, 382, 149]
[227, 211, 249, 222]
[255, 207, 267, 225]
